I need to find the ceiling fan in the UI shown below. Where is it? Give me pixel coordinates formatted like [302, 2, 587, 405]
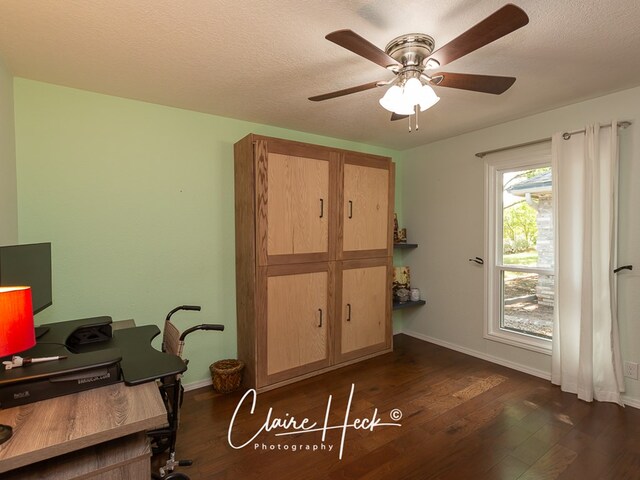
[309, 4, 529, 130]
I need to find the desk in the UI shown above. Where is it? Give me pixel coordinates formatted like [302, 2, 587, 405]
[0, 318, 187, 390]
[76, 325, 187, 385]
[0, 382, 166, 478]
[0, 319, 181, 479]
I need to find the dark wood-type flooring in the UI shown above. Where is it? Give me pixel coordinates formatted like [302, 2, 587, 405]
[154, 334, 640, 479]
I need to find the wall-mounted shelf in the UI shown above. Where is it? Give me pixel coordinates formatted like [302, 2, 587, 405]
[393, 241, 422, 310]
[392, 300, 426, 310]
[393, 243, 418, 249]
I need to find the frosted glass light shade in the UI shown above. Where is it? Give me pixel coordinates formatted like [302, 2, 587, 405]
[404, 78, 422, 98]
[380, 84, 415, 115]
[418, 84, 440, 111]
[392, 97, 415, 115]
[379, 85, 403, 112]
[380, 80, 440, 115]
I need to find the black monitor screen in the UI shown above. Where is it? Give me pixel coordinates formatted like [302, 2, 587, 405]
[0, 243, 52, 314]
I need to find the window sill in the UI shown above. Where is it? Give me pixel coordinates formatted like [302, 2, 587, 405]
[484, 329, 552, 355]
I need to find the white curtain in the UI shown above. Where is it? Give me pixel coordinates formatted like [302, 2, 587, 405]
[551, 121, 625, 404]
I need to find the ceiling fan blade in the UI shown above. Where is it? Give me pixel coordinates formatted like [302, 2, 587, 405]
[431, 72, 516, 94]
[326, 29, 401, 69]
[427, 4, 529, 68]
[390, 113, 409, 121]
[309, 81, 382, 102]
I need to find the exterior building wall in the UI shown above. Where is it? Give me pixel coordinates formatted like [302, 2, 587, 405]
[536, 194, 554, 307]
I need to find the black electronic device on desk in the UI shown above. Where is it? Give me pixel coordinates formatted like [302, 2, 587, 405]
[0, 349, 122, 409]
[0, 316, 121, 409]
[0, 316, 188, 409]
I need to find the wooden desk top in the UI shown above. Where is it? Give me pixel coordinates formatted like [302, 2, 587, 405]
[0, 382, 166, 474]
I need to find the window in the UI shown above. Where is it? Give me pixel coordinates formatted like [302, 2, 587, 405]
[484, 143, 554, 353]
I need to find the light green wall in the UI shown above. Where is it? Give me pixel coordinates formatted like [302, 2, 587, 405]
[14, 78, 403, 384]
[0, 57, 17, 245]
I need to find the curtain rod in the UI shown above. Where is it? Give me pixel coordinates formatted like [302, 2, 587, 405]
[562, 120, 632, 140]
[475, 121, 633, 158]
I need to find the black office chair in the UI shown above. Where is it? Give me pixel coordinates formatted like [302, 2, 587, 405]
[149, 305, 224, 480]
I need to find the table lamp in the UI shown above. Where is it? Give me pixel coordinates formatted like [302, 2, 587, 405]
[0, 286, 36, 445]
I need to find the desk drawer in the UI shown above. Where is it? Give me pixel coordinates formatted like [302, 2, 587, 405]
[0, 363, 121, 408]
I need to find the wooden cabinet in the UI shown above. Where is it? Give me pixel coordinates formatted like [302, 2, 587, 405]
[341, 154, 393, 258]
[259, 263, 332, 386]
[255, 138, 339, 266]
[336, 258, 392, 363]
[235, 134, 394, 392]
[267, 153, 330, 257]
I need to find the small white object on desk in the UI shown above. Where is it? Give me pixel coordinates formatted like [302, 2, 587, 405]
[2, 355, 68, 370]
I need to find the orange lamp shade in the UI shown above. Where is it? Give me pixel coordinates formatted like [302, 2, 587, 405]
[0, 286, 36, 357]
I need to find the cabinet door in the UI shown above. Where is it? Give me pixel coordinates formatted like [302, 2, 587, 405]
[256, 139, 337, 265]
[336, 258, 391, 363]
[268, 153, 328, 255]
[342, 155, 393, 258]
[259, 264, 332, 386]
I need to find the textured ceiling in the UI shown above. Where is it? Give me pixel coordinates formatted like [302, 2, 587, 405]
[1, 0, 639, 150]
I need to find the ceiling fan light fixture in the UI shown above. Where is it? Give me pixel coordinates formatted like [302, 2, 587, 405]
[380, 78, 439, 115]
[380, 85, 414, 115]
[403, 77, 422, 98]
[379, 85, 402, 112]
[392, 102, 416, 116]
[418, 84, 440, 111]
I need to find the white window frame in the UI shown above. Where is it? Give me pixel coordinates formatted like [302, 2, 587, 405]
[484, 142, 553, 354]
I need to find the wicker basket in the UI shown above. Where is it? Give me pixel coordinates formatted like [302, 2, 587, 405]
[210, 359, 245, 393]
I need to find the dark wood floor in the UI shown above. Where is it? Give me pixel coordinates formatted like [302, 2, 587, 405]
[155, 334, 640, 479]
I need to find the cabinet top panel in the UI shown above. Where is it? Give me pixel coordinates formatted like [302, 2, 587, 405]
[236, 133, 393, 164]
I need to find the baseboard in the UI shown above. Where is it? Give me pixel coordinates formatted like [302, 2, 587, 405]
[401, 329, 551, 380]
[400, 329, 640, 410]
[183, 377, 213, 392]
[621, 394, 640, 409]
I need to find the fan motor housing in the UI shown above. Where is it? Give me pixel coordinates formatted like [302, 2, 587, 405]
[385, 33, 435, 67]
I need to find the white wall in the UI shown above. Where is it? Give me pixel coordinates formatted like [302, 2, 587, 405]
[401, 85, 640, 405]
[0, 57, 17, 245]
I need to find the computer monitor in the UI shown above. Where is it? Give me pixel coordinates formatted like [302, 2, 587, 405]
[0, 243, 52, 314]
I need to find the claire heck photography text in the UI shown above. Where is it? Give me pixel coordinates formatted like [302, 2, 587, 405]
[227, 383, 402, 460]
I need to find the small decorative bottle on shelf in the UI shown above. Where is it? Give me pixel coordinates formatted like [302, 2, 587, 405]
[391, 214, 424, 310]
[392, 266, 411, 303]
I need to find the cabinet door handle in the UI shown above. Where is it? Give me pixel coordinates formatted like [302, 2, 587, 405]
[346, 303, 351, 321]
[348, 200, 353, 219]
[318, 308, 323, 327]
[319, 198, 324, 218]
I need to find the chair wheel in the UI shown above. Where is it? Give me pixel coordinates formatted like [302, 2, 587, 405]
[152, 470, 190, 479]
[165, 473, 190, 480]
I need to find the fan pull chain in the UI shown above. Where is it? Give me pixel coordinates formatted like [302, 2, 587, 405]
[407, 106, 420, 133]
